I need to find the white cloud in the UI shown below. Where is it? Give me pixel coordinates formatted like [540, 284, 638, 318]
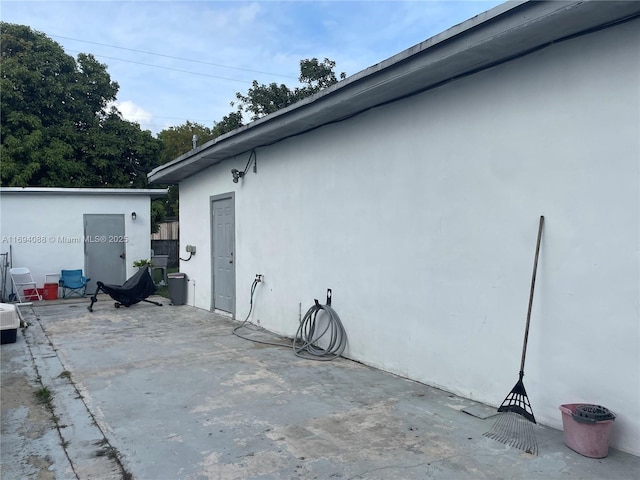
[111, 100, 154, 132]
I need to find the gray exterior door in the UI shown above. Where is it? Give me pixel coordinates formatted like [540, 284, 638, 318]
[84, 214, 126, 292]
[211, 195, 235, 314]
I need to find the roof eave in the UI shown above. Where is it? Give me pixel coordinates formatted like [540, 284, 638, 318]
[0, 187, 169, 199]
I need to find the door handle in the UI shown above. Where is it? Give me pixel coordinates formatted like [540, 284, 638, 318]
[229, 252, 233, 264]
[120, 253, 126, 259]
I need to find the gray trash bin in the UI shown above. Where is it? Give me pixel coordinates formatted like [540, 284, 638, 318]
[167, 273, 187, 305]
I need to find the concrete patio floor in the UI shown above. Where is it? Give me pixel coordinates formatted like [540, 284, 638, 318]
[2, 296, 638, 479]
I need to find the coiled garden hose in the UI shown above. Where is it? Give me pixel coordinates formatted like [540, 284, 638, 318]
[293, 300, 346, 361]
[233, 279, 347, 360]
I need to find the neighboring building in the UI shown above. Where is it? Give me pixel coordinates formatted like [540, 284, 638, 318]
[0, 187, 168, 295]
[148, 1, 640, 455]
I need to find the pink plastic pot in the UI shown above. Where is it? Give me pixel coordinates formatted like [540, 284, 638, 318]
[559, 403, 615, 458]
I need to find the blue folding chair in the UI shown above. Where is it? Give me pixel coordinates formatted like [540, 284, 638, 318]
[60, 269, 90, 298]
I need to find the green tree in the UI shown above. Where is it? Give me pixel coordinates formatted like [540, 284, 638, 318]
[233, 57, 345, 121]
[88, 109, 162, 187]
[298, 57, 346, 95]
[234, 81, 297, 120]
[0, 23, 161, 190]
[156, 120, 215, 165]
[212, 111, 243, 137]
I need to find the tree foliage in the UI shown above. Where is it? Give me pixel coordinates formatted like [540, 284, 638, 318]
[233, 57, 346, 121]
[156, 121, 215, 165]
[298, 57, 346, 94]
[212, 111, 244, 137]
[0, 22, 161, 190]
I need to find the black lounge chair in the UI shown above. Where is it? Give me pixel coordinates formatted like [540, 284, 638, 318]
[88, 267, 162, 312]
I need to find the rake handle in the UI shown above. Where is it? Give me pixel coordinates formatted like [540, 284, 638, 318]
[520, 215, 544, 374]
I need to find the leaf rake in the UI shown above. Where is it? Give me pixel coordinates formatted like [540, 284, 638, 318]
[484, 215, 544, 455]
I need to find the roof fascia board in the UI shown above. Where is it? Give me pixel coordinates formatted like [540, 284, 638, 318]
[0, 187, 169, 198]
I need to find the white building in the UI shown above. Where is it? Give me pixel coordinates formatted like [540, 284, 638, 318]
[0, 187, 167, 296]
[148, 1, 640, 455]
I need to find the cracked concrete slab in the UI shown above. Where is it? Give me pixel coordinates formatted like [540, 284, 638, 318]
[2, 297, 639, 479]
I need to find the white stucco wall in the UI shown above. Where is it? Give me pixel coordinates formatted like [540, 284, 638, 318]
[179, 20, 639, 454]
[0, 191, 154, 295]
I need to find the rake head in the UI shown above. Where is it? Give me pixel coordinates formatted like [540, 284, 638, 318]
[484, 373, 538, 455]
[484, 412, 538, 455]
[497, 374, 536, 424]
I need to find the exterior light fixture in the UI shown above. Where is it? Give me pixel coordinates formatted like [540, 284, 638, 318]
[231, 150, 257, 183]
[231, 169, 244, 183]
[131, 212, 137, 220]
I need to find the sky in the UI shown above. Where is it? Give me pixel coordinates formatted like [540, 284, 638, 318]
[2, 0, 504, 136]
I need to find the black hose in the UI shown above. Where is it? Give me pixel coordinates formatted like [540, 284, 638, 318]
[293, 300, 346, 361]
